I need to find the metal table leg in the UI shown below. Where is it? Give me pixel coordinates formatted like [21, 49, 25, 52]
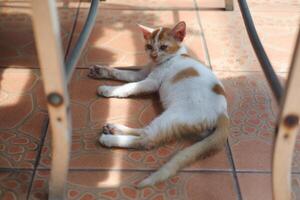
[31, 0, 99, 199]
[31, 1, 71, 199]
[273, 29, 300, 200]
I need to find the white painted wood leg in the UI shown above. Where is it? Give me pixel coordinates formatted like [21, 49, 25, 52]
[225, 0, 234, 11]
[273, 30, 300, 200]
[31, 0, 71, 199]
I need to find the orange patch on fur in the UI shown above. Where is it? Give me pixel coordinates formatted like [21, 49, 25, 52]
[171, 67, 200, 83]
[155, 28, 180, 53]
[166, 43, 180, 53]
[158, 28, 171, 40]
[212, 84, 226, 98]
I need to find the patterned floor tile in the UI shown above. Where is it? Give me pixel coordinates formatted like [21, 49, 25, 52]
[199, 9, 300, 72]
[238, 173, 300, 200]
[37, 69, 231, 170]
[68, 9, 206, 68]
[0, 2, 79, 68]
[0, 170, 32, 200]
[217, 71, 278, 171]
[0, 69, 47, 169]
[218, 71, 300, 172]
[29, 170, 238, 200]
[238, 173, 272, 200]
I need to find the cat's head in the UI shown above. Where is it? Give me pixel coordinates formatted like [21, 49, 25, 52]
[138, 21, 186, 64]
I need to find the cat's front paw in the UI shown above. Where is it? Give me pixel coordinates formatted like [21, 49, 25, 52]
[88, 65, 112, 79]
[97, 85, 114, 97]
[99, 134, 113, 147]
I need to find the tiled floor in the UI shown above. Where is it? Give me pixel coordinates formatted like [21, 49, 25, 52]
[0, 0, 300, 199]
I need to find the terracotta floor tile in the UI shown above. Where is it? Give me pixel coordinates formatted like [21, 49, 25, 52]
[199, 9, 299, 72]
[238, 173, 272, 200]
[81, 0, 195, 10]
[69, 9, 205, 68]
[238, 173, 300, 200]
[247, 0, 300, 12]
[196, 0, 225, 9]
[29, 170, 238, 200]
[38, 69, 231, 170]
[0, 69, 47, 169]
[0, 170, 33, 200]
[215, 72, 278, 171]
[197, 0, 300, 11]
[0, 2, 78, 68]
[215, 71, 300, 172]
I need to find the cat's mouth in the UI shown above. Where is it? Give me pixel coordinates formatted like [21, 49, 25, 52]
[150, 55, 159, 62]
[152, 58, 158, 62]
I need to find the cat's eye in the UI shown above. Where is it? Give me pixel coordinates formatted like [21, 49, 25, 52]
[145, 44, 153, 50]
[160, 45, 168, 51]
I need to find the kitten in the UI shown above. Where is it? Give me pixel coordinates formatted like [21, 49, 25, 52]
[88, 21, 229, 188]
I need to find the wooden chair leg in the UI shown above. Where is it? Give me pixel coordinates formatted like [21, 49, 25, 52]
[273, 29, 300, 200]
[225, 0, 234, 11]
[31, 1, 72, 199]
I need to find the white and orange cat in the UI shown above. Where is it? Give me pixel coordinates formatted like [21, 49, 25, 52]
[88, 21, 229, 188]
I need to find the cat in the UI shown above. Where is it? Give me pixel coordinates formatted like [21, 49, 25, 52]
[88, 21, 229, 188]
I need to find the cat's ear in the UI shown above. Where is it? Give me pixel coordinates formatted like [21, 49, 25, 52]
[137, 24, 154, 40]
[171, 21, 186, 42]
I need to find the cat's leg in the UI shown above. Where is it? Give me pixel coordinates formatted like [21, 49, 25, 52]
[99, 109, 181, 149]
[98, 78, 159, 98]
[102, 123, 143, 136]
[99, 134, 152, 149]
[137, 114, 227, 188]
[88, 64, 151, 82]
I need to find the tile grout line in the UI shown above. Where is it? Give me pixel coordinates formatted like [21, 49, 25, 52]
[30, 168, 234, 173]
[80, 7, 225, 11]
[26, 118, 49, 200]
[226, 140, 243, 200]
[1, 165, 283, 174]
[4, 166, 300, 174]
[192, 0, 212, 69]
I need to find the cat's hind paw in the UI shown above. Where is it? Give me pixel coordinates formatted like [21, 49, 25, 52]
[99, 134, 113, 147]
[102, 123, 120, 135]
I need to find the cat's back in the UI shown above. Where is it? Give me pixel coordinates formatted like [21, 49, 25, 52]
[166, 54, 218, 85]
[159, 54, 227, 117]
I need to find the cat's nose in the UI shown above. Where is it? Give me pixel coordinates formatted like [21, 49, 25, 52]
[150, 52, 158, 60]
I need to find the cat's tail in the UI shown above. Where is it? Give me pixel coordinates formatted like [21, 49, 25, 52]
[137, 113, 230, 188]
